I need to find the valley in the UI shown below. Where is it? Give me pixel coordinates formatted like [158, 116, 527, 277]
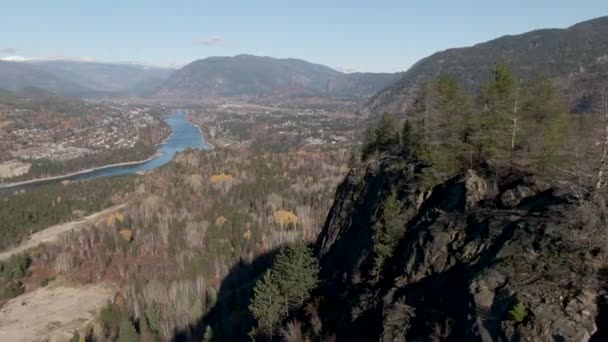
[2, 8, 608, 342]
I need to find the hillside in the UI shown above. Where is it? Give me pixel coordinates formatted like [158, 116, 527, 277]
[0, 61, 89, 94]
[28, 60, 174, 93]
[361, 16, 608, 116]
[325, 72, 403, 98]
[0, 60, 174, 95]
[156, 54, 401, 102]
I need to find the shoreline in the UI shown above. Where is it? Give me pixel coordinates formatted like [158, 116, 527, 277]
[0, 151, 162, 190]
[0, 110, 209, 191]
[186, 112, 215, 150]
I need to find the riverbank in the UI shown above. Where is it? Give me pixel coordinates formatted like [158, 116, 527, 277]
[186, 112, 217, 149]
[0, 110, 209, 191]
[186, 112, 214, 150]
[0, 151, 161, 190]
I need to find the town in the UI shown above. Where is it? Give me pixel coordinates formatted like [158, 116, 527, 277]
[190, 103, 359, 150]
[0, 96, 169, 180]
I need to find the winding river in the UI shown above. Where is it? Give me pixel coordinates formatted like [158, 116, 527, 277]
[0, 110, 210, 193]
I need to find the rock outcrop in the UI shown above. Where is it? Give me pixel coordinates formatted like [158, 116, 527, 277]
[314, 156, 608, 341]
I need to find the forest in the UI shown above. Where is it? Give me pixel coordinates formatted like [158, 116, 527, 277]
[0, 176, 135, 250]
[0, 145, 348, 341]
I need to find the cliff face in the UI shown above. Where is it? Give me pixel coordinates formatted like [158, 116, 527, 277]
[315, 156, 608, 341]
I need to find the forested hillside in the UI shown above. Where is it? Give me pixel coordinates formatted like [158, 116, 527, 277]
[361, 16, 608, 117]
[156, 54, 401, 102]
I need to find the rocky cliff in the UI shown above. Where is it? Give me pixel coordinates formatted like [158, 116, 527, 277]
[314, 155, 607, 341]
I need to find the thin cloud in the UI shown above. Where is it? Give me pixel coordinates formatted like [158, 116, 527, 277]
[196, 35, 224, 47]
[0, 48, 17, 54]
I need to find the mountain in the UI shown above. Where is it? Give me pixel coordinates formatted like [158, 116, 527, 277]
[361, 16, 608, 116]
[308, 155, 606, 341]
[325, 72, 403, 98]
[0, 61, 89, 94]
[156, 54, 401, 102]
[0, 60, 175, 96]
[27, 60, 175, 93]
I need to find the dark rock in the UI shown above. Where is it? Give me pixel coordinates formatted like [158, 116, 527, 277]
[313, 158, 605, 341]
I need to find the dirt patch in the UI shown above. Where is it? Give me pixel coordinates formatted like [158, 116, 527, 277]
[0, 280, 115, 342]
[0, 160, 31, 179]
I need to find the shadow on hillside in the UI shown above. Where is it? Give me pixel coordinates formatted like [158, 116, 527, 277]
[172, 248, 281, 342]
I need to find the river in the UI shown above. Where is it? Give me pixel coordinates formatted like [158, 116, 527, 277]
[0, 110, 210, 193]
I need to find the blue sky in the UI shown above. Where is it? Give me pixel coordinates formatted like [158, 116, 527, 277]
[1, 1, 607, 72]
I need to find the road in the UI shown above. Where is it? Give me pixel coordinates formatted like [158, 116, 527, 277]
[0, 203, 126, 262]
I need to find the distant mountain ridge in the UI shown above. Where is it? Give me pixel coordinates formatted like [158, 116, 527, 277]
[0, 61, 88, 94]
[155, 54, 402, 101]
[28, 60, 174, 93]
[0, 60, 175, 96]
[361, 16, 608, 116]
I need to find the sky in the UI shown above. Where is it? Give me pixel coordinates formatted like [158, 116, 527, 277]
[1, 1, 607, 72]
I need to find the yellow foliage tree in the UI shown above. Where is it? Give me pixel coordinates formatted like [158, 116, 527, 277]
[209, 173, 235, 183]
[107, 212, 126, 228]
[119, 229, 133, 242]
[273, 210, 298, 226]
[215, 216, 228, 226]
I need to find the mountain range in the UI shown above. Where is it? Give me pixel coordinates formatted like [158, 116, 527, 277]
[361, 16, 608, 116]
[3, 16, 608, 112]
[0, 60, 174, 96]
[155, 54, 402, 102]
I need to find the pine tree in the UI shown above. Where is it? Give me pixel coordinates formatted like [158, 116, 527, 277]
[408, 75, 473, 184]
[118, 316, 138, 342]
[372, 192, 405, 278]
[144, 304, 160, 335]
[519, 77, 568, 172]
[375, 113, 400, 154]
[249, 243, 320, 338]
[401, 120, 414, 150]
[249, 271, 284, 336]
[473, 63, 517, 162]
[361, 126, 378, 161]
[272, 242, 319, 308]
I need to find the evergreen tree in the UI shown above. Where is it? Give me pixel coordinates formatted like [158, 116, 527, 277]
[118, 316, 138, 342]
[401, 120, 414, 150]
[249, 271, 284, 336]
[144, 304, 160, 336]
[272, 242, 319, 308]
[520, 77, 568, 172]
[372, 192, 405, 278]
[375, 113, 400, 154]
[408, 75, 473, 184]
[348, 147, 359, 167]
[249, 243, 320, 338]
[361, 126, 378, 161]
[473, 63, 517, 162]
